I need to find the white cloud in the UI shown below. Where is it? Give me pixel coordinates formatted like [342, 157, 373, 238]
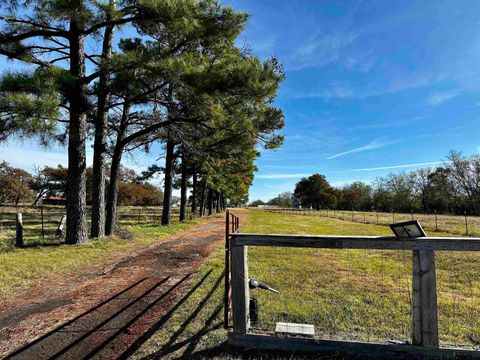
[427, 90, 461, 106]
[327, 138, 394, 160]
[0, 146, 69, 171]
[348, 161, 448, 172]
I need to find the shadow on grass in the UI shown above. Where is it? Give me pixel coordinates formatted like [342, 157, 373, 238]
[3, 275, 190, 359]
[126, 270, 225, 360]
[4, 266, 348, 360]
[130, 268, 356, 360]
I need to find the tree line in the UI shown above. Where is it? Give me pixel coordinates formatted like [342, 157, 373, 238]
[255, 151, 480, 215]
[0, 0, 284, 243]
[0, 162, 163, 207]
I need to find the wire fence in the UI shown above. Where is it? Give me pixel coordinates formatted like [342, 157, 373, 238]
[0, 205, 194, 249]
[262, 208, 478, 236]
[247, 246, 480, 349]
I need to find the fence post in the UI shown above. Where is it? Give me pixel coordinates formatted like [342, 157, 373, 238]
[351, 208, 354, 222]
[411, 210, 414, 221]
[137, 209, 141, 224]
[376, 211, 379, 225]
[231, 240, 250, 334]
[392, 210, 395, 223]
[363, 211, 366, 224]
[16, 213, 24, 248]
[464, 211, 469, 236]
[412, 250, 439, 347]
[224, 210, 231, 329]
[434, 210, 438, 232]
[56, 215, 67, 239]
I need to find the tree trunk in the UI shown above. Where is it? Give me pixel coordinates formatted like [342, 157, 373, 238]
[105, 145, 123, 236]
[216, 192, 221, 213]
[198, 179, 206, 217]
[161, 139, 175, 225]
[179, 152, 188, 222]
[91, 4, 115, 239]
[66, 20, 88, 245]
[191, 172, 197, 214]
[207, 189, 213, 216]
[105, 102, 129, 236]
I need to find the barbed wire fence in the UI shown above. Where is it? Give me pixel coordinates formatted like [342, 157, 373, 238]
[262, 207, 477, 236]
[0, 205, 195, 248]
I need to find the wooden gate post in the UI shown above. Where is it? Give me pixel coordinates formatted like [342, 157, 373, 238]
[224, 210, 231, 329]
[15, 213, 24, 248]
[412, 249, 439, 347]
[56, 215, 67, 239]
[231, 241, 250, 334]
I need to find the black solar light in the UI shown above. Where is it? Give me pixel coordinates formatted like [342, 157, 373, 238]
[389, 220, 426, 238]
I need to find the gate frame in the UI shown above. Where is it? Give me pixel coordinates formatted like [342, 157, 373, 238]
[228, 233, 480, 359]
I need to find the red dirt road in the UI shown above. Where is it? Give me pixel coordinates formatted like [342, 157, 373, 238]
[0, 216, 226, 359]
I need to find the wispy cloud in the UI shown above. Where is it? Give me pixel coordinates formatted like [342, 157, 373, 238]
[0, 146, 68, 170]
[348, 161, 448, 172]
[327, 138, 394, 160]
[255, 173, 311, 179]
[427, 89, 461, 106]
[350, 116, 426, 130]
[294, 72, 442, 101]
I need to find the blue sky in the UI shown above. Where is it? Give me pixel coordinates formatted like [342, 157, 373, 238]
[2, 0, 480, 200]
[223, 0, 480, 201]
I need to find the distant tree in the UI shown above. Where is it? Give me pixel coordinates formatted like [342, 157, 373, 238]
[294, 174, 336, 210]
[250, 199, 265, 207]
[30, 165, 98, 205]
[338, 181, 372, 210]
[384, 173, 416, 212]
[410, 169, 433, 212]
[446, 151, 480, 214]
[0, 162, 34, 204]
[426, 167, 455, 213]
[117, 183, 163, 206]
[268, 192, 293, 207]
[30, 165, 68, 204]
[371, 177, 391, 211]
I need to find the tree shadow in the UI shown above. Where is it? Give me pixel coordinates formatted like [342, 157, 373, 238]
[3, 274, 191, 360]
[4, 267, 349, 360]
[126, 270, 225, 360]
[124, 269, 355, 360]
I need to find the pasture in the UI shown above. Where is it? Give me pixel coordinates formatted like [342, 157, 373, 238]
[0, 205, 192, 251]
[266, 208, 480, 237]
[245, 210, 480, 348]
[131, 209, 480, 359]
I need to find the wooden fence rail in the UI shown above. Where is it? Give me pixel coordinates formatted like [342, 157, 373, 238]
[228, 233, 480, 359]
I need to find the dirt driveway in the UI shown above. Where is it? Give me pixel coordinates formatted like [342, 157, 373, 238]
[0, 216, 227, 359]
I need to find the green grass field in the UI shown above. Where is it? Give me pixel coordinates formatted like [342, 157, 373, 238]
[246, 211, 480, 347]
[265, 208, 480, 237]
[132, 209, 480, 359]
